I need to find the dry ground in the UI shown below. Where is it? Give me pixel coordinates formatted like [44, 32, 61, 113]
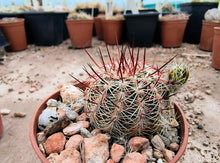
[0, 38, 220, 163]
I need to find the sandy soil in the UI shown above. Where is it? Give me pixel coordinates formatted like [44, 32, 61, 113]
[0, 38, 220, 163]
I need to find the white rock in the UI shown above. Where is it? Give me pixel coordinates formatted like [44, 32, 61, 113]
[46, 99, 58, 107]
[60, 84, 84, 103]
[63, 106, 78, 120]
[38, 108, 58, 130]
[0, 108, 11, 115]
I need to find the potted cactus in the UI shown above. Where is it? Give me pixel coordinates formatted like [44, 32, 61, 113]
[30, 45, 189, 163]
[160, 13, 189, 48]
[200, 8, 220, 52]
[65, 12, 94, 48]
[0, 17, 27, 52]
[103, 14, 125, 45]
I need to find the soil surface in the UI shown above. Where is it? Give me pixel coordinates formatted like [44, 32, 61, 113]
[0, 38, 220, 163]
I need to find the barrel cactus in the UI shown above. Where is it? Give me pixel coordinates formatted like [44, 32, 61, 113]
[161, 3, 175, 12]
[80, 46, 189, 138]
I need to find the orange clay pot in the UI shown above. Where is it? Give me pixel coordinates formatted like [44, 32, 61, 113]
[0, 18, 27, 52]
[160, 19, 188, 48]
[200, 20, 220, 52]
[94, 16, 105, 40]
[65, 19, 94, 48]
[103, 19, 125, 45]
[30, 82, 188, 163]
[0, 111, 3, 138]
[212, 27, 220, 70]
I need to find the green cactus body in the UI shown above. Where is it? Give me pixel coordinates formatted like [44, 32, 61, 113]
[81, 48, 189, 138]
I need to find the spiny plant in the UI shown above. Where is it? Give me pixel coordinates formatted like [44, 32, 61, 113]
[71, 44, 189, 138]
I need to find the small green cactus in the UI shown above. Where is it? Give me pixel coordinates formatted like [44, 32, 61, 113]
[162, 3, 175, 12]
[73, 46, 189, 138]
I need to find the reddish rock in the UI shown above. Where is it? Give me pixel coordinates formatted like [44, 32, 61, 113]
[111, 143, 125, 162]
[153, 150, 163, 159]
[57, 109, 66, 118]
[123, 152, 146, 163]
[127, 137, 149, 152]
[65, 134, 83, 150]
[56, 148, 82, 163]
[141, 146, 153, 160]
[82, 133, 109, 163]
[63, 121, 89, 136]
[76, 113, 87, 121]
[169, 143, 179, 152]
[44, 132, 66, 154]
[151, 135, 165, 152]
[163, 149, 174, 162]
[106, 159, 115, 163]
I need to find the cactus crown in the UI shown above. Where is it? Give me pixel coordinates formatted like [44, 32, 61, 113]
[67, 12, 93, 20]
[72, 45, 189, 138]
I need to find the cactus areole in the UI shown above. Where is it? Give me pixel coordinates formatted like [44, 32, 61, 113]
[76, 45, 189, 138]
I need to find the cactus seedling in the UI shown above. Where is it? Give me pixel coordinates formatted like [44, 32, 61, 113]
[72, 45, 189, 138]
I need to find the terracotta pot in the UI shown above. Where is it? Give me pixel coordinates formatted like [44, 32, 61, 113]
[160, 19, 188, 48]
[94, 16, 104, 40]
[0, 111, 3, 138]
[212, 27, 220, 70]
[199, 21, 220, 52]
[0, 18, 27, 52]
[103, 19, 125, 45]
[30, 82, 188, 163]
[65, 19, 94, 48]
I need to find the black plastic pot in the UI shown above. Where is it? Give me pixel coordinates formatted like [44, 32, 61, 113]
[124, 10, 159, 47]
[180, 2, 218, 44]
[0, 28, 9, 48]
[0, 13, 23, 19]
[62, 12, 69, 40]
[23, 11, 67, 45]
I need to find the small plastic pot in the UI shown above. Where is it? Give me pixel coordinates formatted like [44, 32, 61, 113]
[199, 20, 220, 52]
[212, 27, 220, 70]
[103, 19, 125, 45]
[160, 19, 188, 48]
[0, 111, 3, 138]
[0, 18, 27, 52]
[65, 19, 94, 48]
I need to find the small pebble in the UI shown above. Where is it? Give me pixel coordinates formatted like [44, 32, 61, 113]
[0, 108, 11, 115]
[13, 112, 26, 118]
[197, 124, 203, 130]
[203, 142, 209, 147]
[205, 90, 212, 95]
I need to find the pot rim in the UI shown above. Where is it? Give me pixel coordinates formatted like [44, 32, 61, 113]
[202, 20, 220, 26]
[65, 19, 94, 24]
[30, 86, 188, 163]
[160, 19, 188, 23]
[0, 18, 24, 25]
